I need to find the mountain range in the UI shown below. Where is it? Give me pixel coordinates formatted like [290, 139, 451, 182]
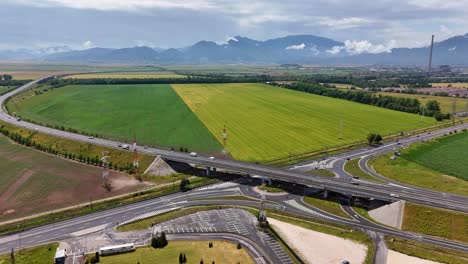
[1, 34, 468, 66]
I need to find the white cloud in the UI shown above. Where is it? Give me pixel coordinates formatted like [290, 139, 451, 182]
[285, 43, 305, 50]
[318, 17, 373, 30]
[82, 40, 94, 49]
[309, 45, 320, 55]
[327, 40, 396, 55]
[14, 0, 214, 11]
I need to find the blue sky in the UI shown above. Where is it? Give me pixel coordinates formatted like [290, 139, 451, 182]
[1, 0, 467, 50]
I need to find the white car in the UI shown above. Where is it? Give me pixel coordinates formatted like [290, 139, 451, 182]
[209, 156, 215, 160]
[189, 152, 197, 157]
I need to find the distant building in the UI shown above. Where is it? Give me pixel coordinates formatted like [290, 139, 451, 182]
[438, 65, 451, 73]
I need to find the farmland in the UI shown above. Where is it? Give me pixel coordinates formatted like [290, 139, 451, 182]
[7, 84, 222, 152]
[377, 92, 467, 113]
[402, 203, 467, 243]
[402, 131, 468, 180]
[0, 135, 145, 221]
[370, 132, 468, 195]
[64, 71, 185, 79]
[431, 82, 468, 88]
[173, 83, 437, 162]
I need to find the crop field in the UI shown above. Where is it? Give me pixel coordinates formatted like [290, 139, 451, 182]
[173, 83, 437, 162]
[0, 135, 145, 221]
[431, 82, 468, 88]
[8, 84, 221, 152]
[64, 71, 185, 79]
[402, 131, 468, 180]
[377, 92, 467, 113]
[98, 241, 253, 264]
[402, 203, 467, 243]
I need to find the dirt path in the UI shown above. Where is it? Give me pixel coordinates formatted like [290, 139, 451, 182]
[0, 169, 34, 205]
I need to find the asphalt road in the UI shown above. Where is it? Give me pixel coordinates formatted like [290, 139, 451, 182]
[0, 182, 467, 257]
[1, 77, 468, 213]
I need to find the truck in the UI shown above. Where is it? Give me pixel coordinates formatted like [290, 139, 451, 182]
[189, 152, 197, 157]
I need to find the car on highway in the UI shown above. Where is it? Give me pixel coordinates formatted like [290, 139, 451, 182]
[122, 144, 130, 150]
[209, 156, 215, 160]
[89, 136, 94, 139]
[189, 152, 197, 157]
[390, 193, 399, 198]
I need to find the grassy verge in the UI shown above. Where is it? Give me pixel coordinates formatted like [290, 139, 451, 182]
[402, 203, 468, 243]
[386, 237, 468, 264]
[0, 120, 154, 172]
[344, 158, 384, 182]
[0, 243, 58, 264]
[0, 177, 218, 236]
[195, 195, 278, 204]
[89, 241, 253, 264]
[303, 193, 351, 219]
[257, 185, 286, 193]
[308, 169, 335, 177]
[370, 153, 468, 196]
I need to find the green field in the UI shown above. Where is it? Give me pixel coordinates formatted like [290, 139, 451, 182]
[64, 71, 184, 79]
[378, 92, 467, 113]
[402, 203, 467, 243]
[0, 243, 58, 264]
[8, 84, 221, 152]
[370, 132, 468, 195]
[97, 241, 253, 264]
[0, 86, 15, 94]
[403, 131, 468, 180]
[173, 83, 437, 161]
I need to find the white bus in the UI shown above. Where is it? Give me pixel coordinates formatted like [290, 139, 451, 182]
[99, 243, 135, 256]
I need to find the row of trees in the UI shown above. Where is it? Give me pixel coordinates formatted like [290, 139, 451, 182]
[0, 126, 136, 173]
[276, 82, 451, 120]
[278, 82, 422, 113]
[46, 74, 276, 87]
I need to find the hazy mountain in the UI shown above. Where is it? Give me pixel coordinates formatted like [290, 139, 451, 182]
[3, 34, 467, 66]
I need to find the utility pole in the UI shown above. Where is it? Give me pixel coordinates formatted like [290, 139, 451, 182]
[428, 35, 434, 75]
[221, 125, 227, 158]
[133, 133, 139, 171]
[338, 120, 343, 139]
[452, 95, 457, 126]
[420, 106, 425, 121]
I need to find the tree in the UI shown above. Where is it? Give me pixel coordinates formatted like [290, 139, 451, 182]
[180, 178, 190, 191]
[200, 259, 204, 264]
[95, 252, 100, 262]
[237, 243, 242, 250]
[179, 253, 183, 264]
[367, 133, 377, 144]
[159, 231, 168, 248]
[183, 254, 187, 263]
[425, 100, 441, 117]
[374, 134, 383, 143]
[434, 112, 445, 121]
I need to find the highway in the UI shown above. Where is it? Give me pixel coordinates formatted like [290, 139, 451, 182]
[1, 77, 468, 214]
[0, 182, 467, 257]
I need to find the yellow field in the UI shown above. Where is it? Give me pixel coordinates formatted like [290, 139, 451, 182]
[173, 83, 436, 162]
[64, 71, 184, 79]
[377, 92, 467, 113]
[322, 83, 362, 89]
[431, 82, 468, 88]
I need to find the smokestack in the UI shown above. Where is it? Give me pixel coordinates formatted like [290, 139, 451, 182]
[428, 35, 434, 75]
